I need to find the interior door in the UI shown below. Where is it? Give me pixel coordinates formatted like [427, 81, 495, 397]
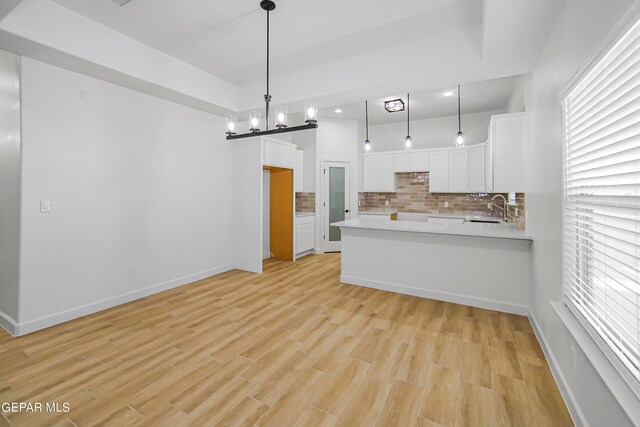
[322, 162, 350, 252]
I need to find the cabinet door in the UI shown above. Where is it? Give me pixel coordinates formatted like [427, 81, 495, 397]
[492, 114, 525, 192]
[394, 153, 410, 172]
[448, 149, 468, 192]
[363, 156, 378, 192]
[410, 152, 429, 172]
[377, 154, 395, 192]
[278, 144, 295, 169]
[264, 140, 279, 166]
[296, 222, 315, 254]
[467, 145, 486, 192]
[429, 150, 449, 192]
[294, 150, 304, 193]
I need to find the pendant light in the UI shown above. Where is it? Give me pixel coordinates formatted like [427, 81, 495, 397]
[455, 84, 464, 147]
[364, 100, 371, 152]
[404, 93, 412, 150]
[226, 1, 318, 140]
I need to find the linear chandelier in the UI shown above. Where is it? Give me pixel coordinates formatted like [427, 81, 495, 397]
[226, 1, 318, 140]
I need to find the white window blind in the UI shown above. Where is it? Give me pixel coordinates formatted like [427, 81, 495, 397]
[563, 17, 640, 389]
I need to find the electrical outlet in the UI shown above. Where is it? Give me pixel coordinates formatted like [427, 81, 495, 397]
[488, 202, 491, 209]
[444, 201, 449, 208]
[385, 200, 389, 206]
[40, 200, 51, 213]
[80, 89, 90, 102]
[570, 344, 577, 369]
[130, 268, 137, 279]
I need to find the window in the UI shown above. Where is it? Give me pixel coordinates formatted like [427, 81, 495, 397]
[562, 17, 640, 391]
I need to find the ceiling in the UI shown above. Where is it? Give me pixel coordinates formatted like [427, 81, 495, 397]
[321, 75, 521, 125]
[19, 0, 564, 116]
[50, 0, 471, 85]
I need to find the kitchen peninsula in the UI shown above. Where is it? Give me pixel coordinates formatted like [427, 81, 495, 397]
[333, 218, 532, 315]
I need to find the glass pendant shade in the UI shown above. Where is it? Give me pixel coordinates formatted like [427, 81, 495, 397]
[249, 111, 261, 132]
[364, 140, 371, 153]
[275, 106, 288, 128]
[456, 131, 465, 147]
[225, 116, 237, 135]
[305, 100, 318, 124]
[404, 136, 413, 151]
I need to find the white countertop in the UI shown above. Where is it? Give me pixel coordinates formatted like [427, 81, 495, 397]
[331, 218, 532, 241]
[295, 212, 315, 217]
[359, 209, 398, 215]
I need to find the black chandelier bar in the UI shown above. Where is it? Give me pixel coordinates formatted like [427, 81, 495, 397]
[226, 123, 318, 140]
[226, 0, 318, 140]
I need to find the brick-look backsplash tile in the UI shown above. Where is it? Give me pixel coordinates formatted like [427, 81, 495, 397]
[359, 172, 526, 229]
[295, 192, 315, 213]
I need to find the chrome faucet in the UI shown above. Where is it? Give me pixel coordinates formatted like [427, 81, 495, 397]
[490, 194, 508, 222]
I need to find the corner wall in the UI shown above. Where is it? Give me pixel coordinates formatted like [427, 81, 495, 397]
[16, 58, 234, 334]
[0, 50, 21, 330]
[524, 0, 638, 425]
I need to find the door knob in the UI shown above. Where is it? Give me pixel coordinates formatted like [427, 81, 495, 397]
[345, 210, 350, 213]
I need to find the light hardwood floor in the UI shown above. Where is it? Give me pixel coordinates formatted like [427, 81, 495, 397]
[0, 254, 573, 426]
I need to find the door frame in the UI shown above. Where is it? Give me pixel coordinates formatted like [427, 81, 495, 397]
[321, 160, 351, 253]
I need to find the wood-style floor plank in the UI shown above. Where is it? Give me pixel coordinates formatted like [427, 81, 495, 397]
[0, 254, 572, 426]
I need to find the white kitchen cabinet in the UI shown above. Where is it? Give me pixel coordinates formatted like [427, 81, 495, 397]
[363, 156, 378, 192]
[263, 138, 296, 169]
[488, 113, 525, 192]
[377, 154, 395, 192]
[294, 150, 304, 193]
[410, 152, 429, 171]
[394, 153, 410, 172]
[467, 144, 486, 192]
[295, 214, 315, 257]
[429, 150, 449, 192]
[363, 154, 395, 192]
[394, 151, 429, 173]
[448, 149, 467, 192]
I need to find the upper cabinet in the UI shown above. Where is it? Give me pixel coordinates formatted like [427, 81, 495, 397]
[364, 154, 395, 192]
[294, 149, 304, 193]
[429, 150, 449, 192]
[467, 144, 486, 193]
[487, 113, 525, 193]
[448, 149, 467, 192]
[394, 151, 430, 173]
[263, 138, 296, 169]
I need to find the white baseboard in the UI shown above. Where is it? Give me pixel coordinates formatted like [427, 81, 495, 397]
[528, 310, 585, 427]
[0, 310, 18, 336]
[340, 274, 528, 315]
[11, 264, 234, 336]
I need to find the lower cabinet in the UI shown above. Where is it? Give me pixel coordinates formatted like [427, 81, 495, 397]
[295, 215, 315, 257]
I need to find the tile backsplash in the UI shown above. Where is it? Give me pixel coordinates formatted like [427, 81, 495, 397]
[296, 192, 316, 213]
[359, 172, 525, 229]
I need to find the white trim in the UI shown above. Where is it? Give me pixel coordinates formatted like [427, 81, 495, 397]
[0, 310, 18, 336]
[10, 264, 233, 336]
[340, 274, 528, 315]
[558, 4, 640, 101]
[551, 301, 640, 424]
[529, 308, 585, 427]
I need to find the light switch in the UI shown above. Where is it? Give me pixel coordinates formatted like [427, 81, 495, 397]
[80, 89, 90, 102]
[40, 200, 51, 213]
[444, 201, 449, 208]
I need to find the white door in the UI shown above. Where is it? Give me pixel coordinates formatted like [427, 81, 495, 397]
[322, 162, 350, 252]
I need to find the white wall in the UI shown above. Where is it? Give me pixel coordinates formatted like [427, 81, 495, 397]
[0, 50, 21, 328]
[17, 58, 234, 333]
[524, 0, 638, 425]
[367, 110, 502, 152]
[315, 119, 359, 251]
[291, 129, 316, 193]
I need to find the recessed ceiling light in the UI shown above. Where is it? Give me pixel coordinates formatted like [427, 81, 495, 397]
[444, 91, 454, 97]
[334, 109, 342, 113]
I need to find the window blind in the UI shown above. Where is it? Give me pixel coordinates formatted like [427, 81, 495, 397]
[563, 17, 640, 388]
